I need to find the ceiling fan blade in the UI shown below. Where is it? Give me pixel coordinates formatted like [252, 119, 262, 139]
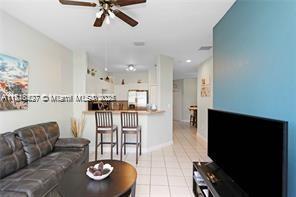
[114, 0, 146, 7]
[113, 10, 138, 27]
[59, 0, 97, 7]
[93, 14, 106, 27]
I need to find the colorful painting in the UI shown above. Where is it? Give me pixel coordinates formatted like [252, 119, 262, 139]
[0, 54, 29, 110]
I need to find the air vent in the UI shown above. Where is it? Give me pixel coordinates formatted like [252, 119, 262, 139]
[134, 41, 145, 46]
[199, 46, 212, 51]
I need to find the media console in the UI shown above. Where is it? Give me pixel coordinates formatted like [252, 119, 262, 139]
[192, 162, 249, 197]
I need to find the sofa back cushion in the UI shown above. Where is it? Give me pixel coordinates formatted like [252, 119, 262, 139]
[0, 132, 27, 179]
[15, 122, 60, 164]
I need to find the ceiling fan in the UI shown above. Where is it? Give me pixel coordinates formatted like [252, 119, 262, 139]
[59, 0, 146, 27]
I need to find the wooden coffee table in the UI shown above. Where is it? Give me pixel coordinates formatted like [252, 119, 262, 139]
[58, 160, 137, 197]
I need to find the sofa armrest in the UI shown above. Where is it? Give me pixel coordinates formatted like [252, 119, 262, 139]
[54, 138, 90, 164]
[54, 138, 90, 149]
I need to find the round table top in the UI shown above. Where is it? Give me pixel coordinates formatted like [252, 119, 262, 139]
[58, 160, 137, 197]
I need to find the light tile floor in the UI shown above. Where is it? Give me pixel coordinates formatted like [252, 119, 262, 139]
[89, 121, 211, 197]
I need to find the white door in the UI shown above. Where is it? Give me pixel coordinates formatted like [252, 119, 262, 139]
[173, 90, 182, 121]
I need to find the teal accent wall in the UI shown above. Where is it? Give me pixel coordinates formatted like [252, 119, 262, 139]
[213, 1, 296, 196]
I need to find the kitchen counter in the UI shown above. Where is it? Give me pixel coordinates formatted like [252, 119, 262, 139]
[83, 110, 165, 115]
[82, 109, 172, 153]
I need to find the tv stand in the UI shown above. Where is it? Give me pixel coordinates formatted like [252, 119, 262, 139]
[192, 162, 248, 197]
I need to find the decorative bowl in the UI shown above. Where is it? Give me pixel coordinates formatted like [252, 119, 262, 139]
[86, 164, 113, 181]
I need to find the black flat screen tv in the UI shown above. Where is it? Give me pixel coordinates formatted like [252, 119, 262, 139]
[208, 109, 288, 197]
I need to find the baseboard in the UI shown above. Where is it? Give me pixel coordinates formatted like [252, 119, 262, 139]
[181, 119, 190, 123]
[196, 132, 207, 143]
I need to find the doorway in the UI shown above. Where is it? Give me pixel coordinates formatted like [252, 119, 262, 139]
[173, 89, 182, 121]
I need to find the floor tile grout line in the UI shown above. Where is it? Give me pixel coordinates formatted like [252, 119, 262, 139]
[173, 128, 194, 191]
[149, 152, 152, 197]
[173, 121, 205, 195]
[88, 121, 207, 197]
[162, 147, 172, 197]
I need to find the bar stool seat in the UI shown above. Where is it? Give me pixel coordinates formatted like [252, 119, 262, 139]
[122, 126, 141, 132]
[95, 112, 118, 161]
[97, 125, 118, 131]
[120, 112, 142, 164]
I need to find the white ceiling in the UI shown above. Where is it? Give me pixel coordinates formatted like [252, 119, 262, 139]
[0, 0, 235, 79]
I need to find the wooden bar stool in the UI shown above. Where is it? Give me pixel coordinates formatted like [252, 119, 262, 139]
[193, 109, 197, 128]
[95, 112, 118, 161]
[189, 105, 197, 127]
[120, 112, 141, 164]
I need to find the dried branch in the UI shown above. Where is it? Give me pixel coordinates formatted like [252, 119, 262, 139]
[71, 114, 86, 138]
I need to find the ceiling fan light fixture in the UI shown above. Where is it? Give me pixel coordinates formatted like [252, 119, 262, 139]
[105, 15, 111, 24]
[108, 10, 116, 19]
[127, 64, 136, 72]
[128, 65, 134, 71]
[96, 10, 103, 18]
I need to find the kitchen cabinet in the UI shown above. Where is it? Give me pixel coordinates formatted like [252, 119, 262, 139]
[148, 65, 160, 106]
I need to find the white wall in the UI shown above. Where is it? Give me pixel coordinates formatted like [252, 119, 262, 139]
[197, 57, 213, 140]
[173, 80, 183, 121]
[183, 78, 197, 121]
[158, 55, 174, 143]
[73, 51, 88, 118]
[0, 11, 73, 136]
[148, 66, 160, 106]
[95, 67, 108, 80]
[111, 72, 148, 84]
[112, 72, 149, 100]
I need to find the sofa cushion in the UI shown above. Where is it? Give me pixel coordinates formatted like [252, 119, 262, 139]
[0, 151, 82, 197]
[0, 168, 58, 197]
[0, 132, 27, 179]
[0, 191, 27, 197]
[26, 151, 82, 176]
[15, 122, 60, 164]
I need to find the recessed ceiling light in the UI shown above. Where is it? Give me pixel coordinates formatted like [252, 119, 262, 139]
[186, 60, 192, 63]
[134, 41, 145, 47]
[104, 67, 108, 71]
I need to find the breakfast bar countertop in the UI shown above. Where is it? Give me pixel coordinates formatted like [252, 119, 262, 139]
[82, 109, 171, 153]
[83, 110, 165, 115]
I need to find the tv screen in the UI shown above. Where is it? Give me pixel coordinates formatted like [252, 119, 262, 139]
[208, 109, 287, 197]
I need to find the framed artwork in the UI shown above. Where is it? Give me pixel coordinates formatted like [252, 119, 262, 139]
[0, 54, 29, 111]
[201, 74, 211, 97]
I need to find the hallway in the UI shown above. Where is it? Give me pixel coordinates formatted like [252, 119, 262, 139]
[90, 121, 210, 197]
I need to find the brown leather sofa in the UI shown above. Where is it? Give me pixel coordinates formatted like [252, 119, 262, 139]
[0, 122, 90, 197]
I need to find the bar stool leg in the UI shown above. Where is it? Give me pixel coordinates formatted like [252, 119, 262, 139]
[120, 131, 123, 161]
[100, 133, 103, 155]
[124, 133, 126, 155]
[136, 132, 139, 164]
[116, 128, 118, 155]
[140, 129, 142, 155]
[111, 131, 113, 160]
[95, 132, 98, 161]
